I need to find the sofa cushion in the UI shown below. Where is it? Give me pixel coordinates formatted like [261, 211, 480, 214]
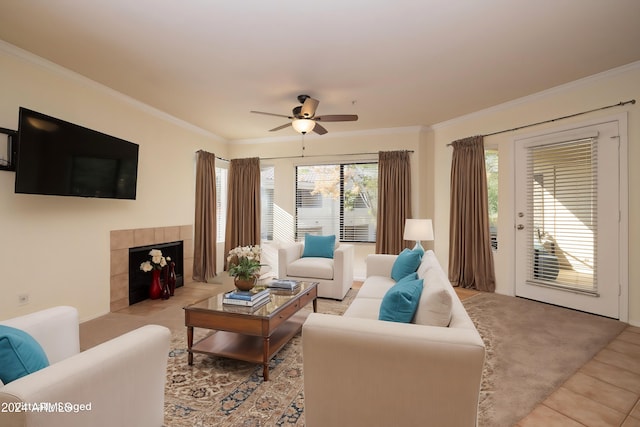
[343, 297, 382, 319]
[288, 257, 334, 280]
[413, 266, 453, 327]
[390, 248, 422, 281]
[302, 234, 336, 259]
[379, 275, 424, 323]
[0, 325, 49, 384]
[356, 275, 398, 299]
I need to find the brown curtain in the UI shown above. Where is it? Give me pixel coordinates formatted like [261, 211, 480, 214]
[375, 150, 411, 254]
[224, 157, 261, 269]
[448, 136, 495, 291]
[192, 151, 217, 282]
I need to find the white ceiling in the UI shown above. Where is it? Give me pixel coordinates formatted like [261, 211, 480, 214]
[0, 0, 639, 141]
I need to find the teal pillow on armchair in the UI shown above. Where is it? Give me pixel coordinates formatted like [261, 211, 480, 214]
[302, 234, 336, 259]
[0, 325, 49, 384]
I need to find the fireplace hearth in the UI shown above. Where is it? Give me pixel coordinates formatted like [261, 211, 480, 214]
[129, 241, 184, 305]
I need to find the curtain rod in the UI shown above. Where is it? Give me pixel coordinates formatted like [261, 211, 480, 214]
[196, 149, 414, 162]
[446, 99, 636, 146]
[196, 150, 229, 162]
[260, 150, 413, 161]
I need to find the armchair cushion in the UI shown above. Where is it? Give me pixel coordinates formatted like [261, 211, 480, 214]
[390, 248, 422, 281]
[288, 257, 334, 280]
[379, 273, 423, 323]
[0, 325, 49, 384]
[302, 234, 335, 259]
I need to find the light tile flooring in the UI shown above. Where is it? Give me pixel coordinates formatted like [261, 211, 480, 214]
[516, 326, 640, 427]
[82, 282, 640, 427]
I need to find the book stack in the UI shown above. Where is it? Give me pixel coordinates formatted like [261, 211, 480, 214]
[268, 279, 301, 291]
[223, 288, 270, 307]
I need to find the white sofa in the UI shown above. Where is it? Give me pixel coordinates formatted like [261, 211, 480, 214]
[278, 242, 354, 300]
[302, 250, 485, 427]
[0, 306, 170, 427]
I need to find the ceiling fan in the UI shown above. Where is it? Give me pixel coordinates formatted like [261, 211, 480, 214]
[250, 94, 358, 135]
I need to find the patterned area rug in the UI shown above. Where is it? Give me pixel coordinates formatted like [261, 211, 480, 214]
[163, 290, 358, 426]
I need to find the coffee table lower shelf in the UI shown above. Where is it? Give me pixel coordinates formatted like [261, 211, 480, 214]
[189, 311, 306, 380]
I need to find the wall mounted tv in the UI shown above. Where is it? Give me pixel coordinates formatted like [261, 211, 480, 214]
[14, 107, 139, 200]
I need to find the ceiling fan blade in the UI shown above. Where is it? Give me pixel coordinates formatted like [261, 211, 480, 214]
[251, 110, 292, 119]
[312, 123, 328, 135]
[269, 123, 292, 132]
[300, 97, 319, 118]
[315, 114, 359, 122]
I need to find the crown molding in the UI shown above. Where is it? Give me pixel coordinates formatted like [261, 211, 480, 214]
[432, 61, 640, 131]
[0, 40, 226, 142]
[230, 125, 430, 145]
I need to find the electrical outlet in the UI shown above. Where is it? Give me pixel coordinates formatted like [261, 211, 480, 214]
[18, 293, 29, 305]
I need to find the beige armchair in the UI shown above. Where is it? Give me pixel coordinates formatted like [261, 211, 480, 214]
[278, 242, 354, 300]
[0, 306, 170, 427]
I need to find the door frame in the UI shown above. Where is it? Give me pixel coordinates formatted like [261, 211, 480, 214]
[511, 113, 628, 322]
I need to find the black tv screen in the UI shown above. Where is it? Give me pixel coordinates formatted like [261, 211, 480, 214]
[15, 108, 139, 200]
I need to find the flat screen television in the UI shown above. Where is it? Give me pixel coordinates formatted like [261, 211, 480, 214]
[14, 107, 139, 200]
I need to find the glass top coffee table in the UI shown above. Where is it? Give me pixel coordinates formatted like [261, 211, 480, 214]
[183, 281, 318, 381]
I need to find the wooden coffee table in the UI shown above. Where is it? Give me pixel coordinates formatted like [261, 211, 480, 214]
[183, 281, 318, 381]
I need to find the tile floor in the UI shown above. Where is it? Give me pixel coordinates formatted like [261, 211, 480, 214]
[81, 281, 640, 427]
[516, 326, 640, 427]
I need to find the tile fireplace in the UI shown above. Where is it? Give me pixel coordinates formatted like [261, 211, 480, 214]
[110, 225, 194, 311]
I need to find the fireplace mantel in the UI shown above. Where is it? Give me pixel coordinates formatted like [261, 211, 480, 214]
[110, 225, 193, 312]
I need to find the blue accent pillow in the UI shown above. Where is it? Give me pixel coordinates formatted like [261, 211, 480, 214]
[0, 325, 49, 384]
[390, 248, 422, 281]
[301, 234, 336, 259]
[379, 275, 424, 323]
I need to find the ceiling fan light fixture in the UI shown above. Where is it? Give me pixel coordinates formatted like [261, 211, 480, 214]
[292, 118, 315, 134]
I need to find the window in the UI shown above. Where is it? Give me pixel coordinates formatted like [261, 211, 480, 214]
[485, 149, 498, 249]
[261, 166, 274, 241]
[296, 189, 322, 207]
[295, 163, 378, 243]
[215, 166, 228, 243]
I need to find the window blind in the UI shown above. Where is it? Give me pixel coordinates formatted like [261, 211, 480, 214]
[526, 137, 598, 294]
[261, 166, 274, 241]
[295, 163, 378, 243]
[215, 167, 227, 243]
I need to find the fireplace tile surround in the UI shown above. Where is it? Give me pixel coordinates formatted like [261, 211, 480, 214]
[110, 225, 194, 312]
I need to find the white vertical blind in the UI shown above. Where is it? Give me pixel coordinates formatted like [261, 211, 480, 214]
[215, 166, 227, 243]
[526, 137, 598, 294]
[261, 166, 274, 241]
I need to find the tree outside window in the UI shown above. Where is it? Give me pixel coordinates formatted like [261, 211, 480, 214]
[295, 163, 378, 242]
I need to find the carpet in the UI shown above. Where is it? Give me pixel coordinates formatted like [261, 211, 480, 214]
[163, 289, 626, 427]
[463, 292, 627, 427]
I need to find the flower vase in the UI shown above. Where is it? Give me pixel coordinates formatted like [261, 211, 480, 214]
[161, 277, 170, 300]
[149, 269, 162, 300]
[168, 261, 177, 296]
[234, 276, 257, 292]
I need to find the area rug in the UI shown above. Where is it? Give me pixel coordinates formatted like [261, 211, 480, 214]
[163, 289, 625, 427]
[163, 290, 358, 426]
[463, 292, 627, 427]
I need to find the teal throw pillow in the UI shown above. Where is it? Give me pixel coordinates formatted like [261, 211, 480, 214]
[0, 325, 49, 384]
[390, 248, 422, 281]
[379, 275, 424, 323]
[302, 234, 336, 259]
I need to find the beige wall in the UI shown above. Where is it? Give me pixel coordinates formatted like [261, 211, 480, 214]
[0, 45, 227, 321]
[431, 63, 639, 325]
[1, 41, 637, 326]
[229, 129, 425, 279]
